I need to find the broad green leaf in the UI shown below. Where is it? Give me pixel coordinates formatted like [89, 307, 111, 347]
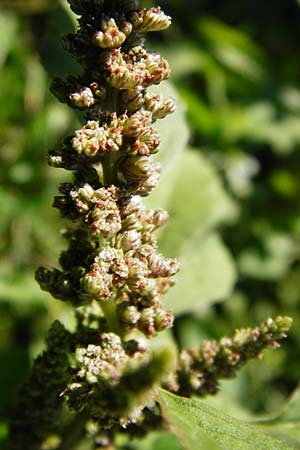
[0, 269, 47, 305]
[124, 431, 184, 450]
[150, 82, 190, 176]
[162, 43, 208, 78]
[159, 390, 294, 450]
[40, 4, 80, 78]
[164, 233, 236, 313]
[153, 149, 236, 258]
[148, 148, 237, 313]
[254, 386, 300, 446]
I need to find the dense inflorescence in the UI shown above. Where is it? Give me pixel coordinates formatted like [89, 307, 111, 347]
[13, 1, 179, 448]
[36, 2, 179, 343]
[166, 316, 292, 397]
[10, 1, 292, 449]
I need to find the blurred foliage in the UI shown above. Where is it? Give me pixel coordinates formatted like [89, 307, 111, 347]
[0, 3, 77, 443]
[154, 0, 300, 417]
[1, 0, 300, 448]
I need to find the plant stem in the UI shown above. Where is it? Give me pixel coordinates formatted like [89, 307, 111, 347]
[57, 412, 88, 450]
[102, 87, 120, 185]
[101, 296, 122, 335]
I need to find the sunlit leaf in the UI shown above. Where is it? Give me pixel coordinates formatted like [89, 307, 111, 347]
[164, 233, 236, 313]
[150, 81, 190, 176]
[0, 269, 47, 305]
[148, 148, 237, 313]
[159, 390, 294, 450]
[127, 431, 184, 450]
[153, 149, 236, 257]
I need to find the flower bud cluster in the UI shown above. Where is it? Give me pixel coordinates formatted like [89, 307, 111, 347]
[93, 18, 133, 49]
[130, 7, 171, 32]
[69, 184, 122, 238]
[122, 88, 176, 118]
[28, 0, 180, 442]
[72, 116, 123, 157]
[64, 332, 170, 423]
[105, 47, 170, 90]
[44, 183, 179, 335]
[70, 110, 160, 159]
[69, 83, 106, 109]
[51, 77, 107, 110]
[167, 316, 292, 397]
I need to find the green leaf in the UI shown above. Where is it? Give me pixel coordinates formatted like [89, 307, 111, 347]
[124, 431, 184, 450]
[153, 149, 236, 257]
[159, 390, 294, 450]
[0, 269, 47, 305]
[147, 148, 237, 313]
[164, 233, 236, 313]
[40, 4, 80, 78]
[197, 17, 266, 82]
[254, 386, 300, 446]
[162, 43, 208, 79]
[177, 87, 221, 138]
[150, 81, 190, 176]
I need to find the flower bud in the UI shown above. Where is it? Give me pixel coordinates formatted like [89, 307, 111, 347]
[122, 88, 145, 113]
[127, 258, 150, 291]
[121, 156, 157, 181]
[137, 164, 161, 195]
[139, 307, 155, 335]
[82, 265, 113, 301]
[123, 111, 152, 138]
[145, 94, 176, 119]
[119, 305, 141, 326]
[120, 230, 141, 252]
[72, 121, 107, 157]
[93, 18, 132, 49]
[154, 308, 174, 332]
[152, 208, 168, 228]
[69, 87, 95, 109]
[131, 7, 172, 32]
[70, 183, 95, 212]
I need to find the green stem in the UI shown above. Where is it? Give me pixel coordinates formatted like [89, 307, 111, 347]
[102, 87, 120, 185]
[101, 296, 122, 335]
[102, 151, 119, 185]
[57, 412, 88, 450]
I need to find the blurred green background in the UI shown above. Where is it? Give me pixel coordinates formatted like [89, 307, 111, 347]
[1, 0, 300, 446]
